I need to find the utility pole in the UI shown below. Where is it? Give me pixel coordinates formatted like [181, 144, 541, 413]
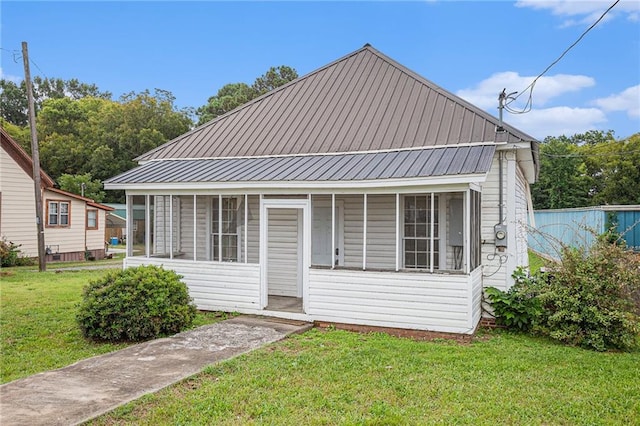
[22, 41, 46, 272]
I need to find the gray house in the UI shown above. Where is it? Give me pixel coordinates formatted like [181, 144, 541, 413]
[105, 45, 539, 334]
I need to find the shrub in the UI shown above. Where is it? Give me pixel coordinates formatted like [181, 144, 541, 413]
[0, 238, 35, 267]
[536, 236, 640, 351]
[77, 265, 197, 342]
[487, 234, 640, 351]
[485, 267, 542, 331]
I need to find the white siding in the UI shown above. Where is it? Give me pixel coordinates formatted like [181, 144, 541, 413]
[481, 154, 509, 290]
[470, 266, 483, 328]
[0, 146, 38, 256]
[125, 257, 261, 311]
[267, 208, 299, 297]
[343, 195, 364, 267]
[365, 194, 396, 269]
[308, 268, 476, 334]
[514, 165, 529, 268]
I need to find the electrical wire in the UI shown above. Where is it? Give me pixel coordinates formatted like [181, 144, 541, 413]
[504, 0, 621, 114]
[541, 149, 640, 158]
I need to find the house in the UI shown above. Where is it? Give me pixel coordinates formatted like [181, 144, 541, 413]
[103, 203, 127, 244]
[0, 127, 113, 262]
[105, 45, 539, 334]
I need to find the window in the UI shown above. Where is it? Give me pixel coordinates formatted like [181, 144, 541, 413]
[212, 197, 238, 261]
[47, 201, 70, 227]
[403, 194, 439, 269]
[86, 209, 98, 230]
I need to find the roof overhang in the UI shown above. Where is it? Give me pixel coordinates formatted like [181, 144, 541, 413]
[496, 141, 539, 183]
[106, 145, 497, 192]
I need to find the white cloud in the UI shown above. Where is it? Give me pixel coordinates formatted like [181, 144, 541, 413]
[0, 67, 22, 83]
[593, 84, 640, 118]
[516, 0, 640, 27]
[506, 106, 607, 139]
[456, 71, 595, 110]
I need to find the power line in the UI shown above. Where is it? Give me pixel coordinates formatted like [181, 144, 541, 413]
[504, 0, 621, 115]
[542, 149, 640, 158]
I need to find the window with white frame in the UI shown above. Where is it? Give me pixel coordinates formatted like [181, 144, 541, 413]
[47, 200, 70, 227]
[403, 194, 439, 269]
[212, 197, 238, 261]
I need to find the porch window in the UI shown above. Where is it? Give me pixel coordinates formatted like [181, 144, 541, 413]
[47, 200, 70, 227]
[212, 197, 238, 261]
[403, 194, 438, 269]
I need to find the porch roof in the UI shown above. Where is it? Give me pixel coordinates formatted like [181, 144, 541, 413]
[105, 144, 495, 187]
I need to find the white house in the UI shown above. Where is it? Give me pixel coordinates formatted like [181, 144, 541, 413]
[105, 45, 539, 334]
[0, 127, 113, 262]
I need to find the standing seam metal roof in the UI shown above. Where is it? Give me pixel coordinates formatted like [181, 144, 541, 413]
[136, 45, 536, 162]
[106, 145, 496, 186]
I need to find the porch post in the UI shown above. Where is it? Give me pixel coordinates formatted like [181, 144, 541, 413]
[465, 189, 471, 274]
[169, 195, 173, 260]
[244, 193, 248, 264]
[193, 194, 197, 262]
[331, 193, 335, 269]
[430, 193, 434, 273]
[126, 195, 132, 257]
[218, 194, 222, 262]
[395, 193, 400, 271]
[145, 195, 150, 258]
[363, 193, 367, 270]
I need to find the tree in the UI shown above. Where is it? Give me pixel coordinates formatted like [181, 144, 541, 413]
[252, 65, 298, 95]
[532, 130, 640, 209]
[58, 173, 106, 202]
[196, 65, 298, 125]
[531, 136, 592, 209]
[0, 77, 111, 126]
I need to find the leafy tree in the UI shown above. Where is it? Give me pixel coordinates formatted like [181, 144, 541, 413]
[252, 65, 298, 95]
[532, 130, 640, 209]
[0, 77, 111, 126]
[196, 65, 298, 125]
[58, 173, 106, 202]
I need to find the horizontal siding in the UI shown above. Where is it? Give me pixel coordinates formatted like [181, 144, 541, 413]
[481, 155, 507, 290]
[125, 258, 260, 311]
[0, 148, 38, 256]
[308, 269, 474, 334]
[470, 266, 483, 328]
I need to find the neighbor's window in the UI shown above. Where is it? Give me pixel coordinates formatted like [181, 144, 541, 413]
[47, 201, 70, 227]
[212, 197, 238, 261]
[86, 209, 98, 230]
[403, 194, 439, 269]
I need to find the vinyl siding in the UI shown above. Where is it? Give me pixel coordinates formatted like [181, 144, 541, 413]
[481, 154, 508, 290]
[515, 165, 529, 268]
[308, 268, 475, 334]
[125, 257, 260, 311]
[0, 146, 38, 256]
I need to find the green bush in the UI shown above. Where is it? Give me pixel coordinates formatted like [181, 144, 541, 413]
[0, 238, 35, 267]
[487, 234, 640, 351]
[77, 265, 197, 342]
[536, 236, 640, 351]
[485, 268, 542, 331]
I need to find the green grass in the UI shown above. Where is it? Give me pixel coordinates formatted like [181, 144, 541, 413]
[91, 329, 640, 425]
[0, 267, 222, 384]
[528, 249, 548, 274]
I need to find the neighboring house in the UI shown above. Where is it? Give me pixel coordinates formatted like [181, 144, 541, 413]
[531, 205, 640, 259]
[104, 203, 127, 243]
[0, 127, 113, 262]
[105, 45, 539, 334]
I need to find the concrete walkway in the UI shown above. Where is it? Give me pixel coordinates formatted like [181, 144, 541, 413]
[0, 316, 312, 426]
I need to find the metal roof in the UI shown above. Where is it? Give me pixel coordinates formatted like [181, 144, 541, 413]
[137, 45, 536, 162]
[106, 145, 496, 186]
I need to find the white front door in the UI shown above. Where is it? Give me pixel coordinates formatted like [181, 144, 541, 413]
[312, 201, 344, 267]
[260, 199, 310, 311]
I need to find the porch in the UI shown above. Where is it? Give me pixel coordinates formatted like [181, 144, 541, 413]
[124, 190, 484, 334]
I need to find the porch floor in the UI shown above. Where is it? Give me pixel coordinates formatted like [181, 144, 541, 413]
[266, 296, 303, 313]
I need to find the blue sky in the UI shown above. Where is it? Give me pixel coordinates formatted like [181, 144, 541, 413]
[1, 1, 639, 140]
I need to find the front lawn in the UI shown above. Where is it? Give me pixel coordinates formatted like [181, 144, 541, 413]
[91, 329, 640, 425]
[0, 267, 221, 384]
